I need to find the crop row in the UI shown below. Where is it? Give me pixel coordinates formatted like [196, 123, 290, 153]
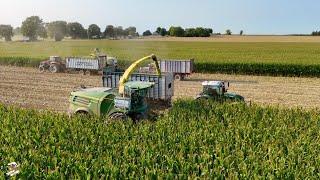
[195, 62, 320, 77]
[0, 100, 319, 178]
[0, 57, 42, 67]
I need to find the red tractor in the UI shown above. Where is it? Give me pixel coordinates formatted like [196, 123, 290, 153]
[39, 56, 66, 73]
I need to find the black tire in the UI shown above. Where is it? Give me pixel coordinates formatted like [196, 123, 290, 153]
[174, 74, 182, 81]
[38, 65, 45, 73]
[195, 96, 209, 101]
[75, 111, 89, 118]
[108, 112, 127, 122]
[85, 70, 91, 76]
[49, 64, 59, 73]
[131, 113, 146, 122]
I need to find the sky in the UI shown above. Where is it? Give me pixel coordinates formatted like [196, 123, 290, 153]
[1, 0, 320, 35]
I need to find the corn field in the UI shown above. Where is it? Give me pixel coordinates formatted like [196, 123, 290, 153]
[1, 40, 320, 76]
[1, 100, 319, 178]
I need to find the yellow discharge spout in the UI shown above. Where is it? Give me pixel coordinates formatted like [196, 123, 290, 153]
[119, 54, 161, 95]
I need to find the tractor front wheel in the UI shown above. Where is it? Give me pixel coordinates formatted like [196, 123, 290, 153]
[38, 65, 45, 73]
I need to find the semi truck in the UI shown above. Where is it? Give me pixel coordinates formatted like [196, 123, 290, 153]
[38, 49, 118, 75]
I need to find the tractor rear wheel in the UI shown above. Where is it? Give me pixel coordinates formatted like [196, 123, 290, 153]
[49, 64, 59, 73]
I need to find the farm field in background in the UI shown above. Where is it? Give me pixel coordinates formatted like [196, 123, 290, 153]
[1, 39, 320, 65]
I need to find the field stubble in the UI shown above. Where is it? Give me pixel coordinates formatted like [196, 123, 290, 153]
[0, 65, 320, 112]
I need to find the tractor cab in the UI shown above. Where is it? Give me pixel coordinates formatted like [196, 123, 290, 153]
[104, 57, 120, 73]
[196, 81, 244, 101]
[114, 81, 154, 119]
[49, 56, 63, 62]
[201, 81, 229, 96]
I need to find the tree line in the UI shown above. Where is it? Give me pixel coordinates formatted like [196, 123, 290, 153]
[0, 16, 139, 41]
[142, 26, 213, 37]
[0, 15, 243, 42]
[311, 31, 320, 36]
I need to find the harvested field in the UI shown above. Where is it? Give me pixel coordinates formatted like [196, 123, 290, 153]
[1, 65, 320, 112]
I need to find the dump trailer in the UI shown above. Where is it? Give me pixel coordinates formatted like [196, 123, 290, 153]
[65, 55, 107, 75]
[139, 59, 194, 80]
[160, 59, 194, 80]
[102, 71, 174, 103]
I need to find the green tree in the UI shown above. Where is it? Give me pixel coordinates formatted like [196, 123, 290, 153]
[13, 27, 21, 36]
[114, 26, 124, 38]
[240, 30, 244, 36]
[37, 25, 47, 39]
[143, 30, 152, 36]
[0, 25, 13, 41]
[168, 26, 185, 37]
[206, 28, 213, 34]
[104, 25, 114, 38]
[47, 21, 67, 41]
[156, 27, 162, 34]
[88, 24, 101, 39]
[185, 28, 196, 37]
[126, 26, 137, 36]
[54, 31, 64, 41]
[160, 28, 167, 36]
[67, 22, 86, 39]
[225, 29, 232, 35]
[21, 16, 43, 41]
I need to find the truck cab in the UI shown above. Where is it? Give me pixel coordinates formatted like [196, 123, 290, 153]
[196, 81, 244, 101]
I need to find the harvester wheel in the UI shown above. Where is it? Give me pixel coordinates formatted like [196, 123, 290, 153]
[131, 113, 147, 122]
[195, 96, 209, 101]
[49, 64, 59, 73]
[38, 65, 45, 73]
[108, 112, 128, 121]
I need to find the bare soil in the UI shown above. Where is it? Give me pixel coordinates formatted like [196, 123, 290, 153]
[1, 65, 319, 112]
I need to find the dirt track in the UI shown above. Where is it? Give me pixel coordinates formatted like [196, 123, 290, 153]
[1, 65, 320, 112]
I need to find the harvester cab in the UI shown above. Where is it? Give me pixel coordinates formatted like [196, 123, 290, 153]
[196, 81, 244, 102]
[113, 81, 154, 120]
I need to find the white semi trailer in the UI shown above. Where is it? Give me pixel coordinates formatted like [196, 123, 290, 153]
[102, 71, 174, 103]
[139, 59, 194, 80]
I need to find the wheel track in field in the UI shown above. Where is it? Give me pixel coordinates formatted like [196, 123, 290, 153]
[1, 65, 320, 112]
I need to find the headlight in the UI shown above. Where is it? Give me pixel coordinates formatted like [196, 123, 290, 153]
[114, 97, 131, 109]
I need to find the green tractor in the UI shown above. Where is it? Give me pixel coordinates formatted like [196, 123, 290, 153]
[68, 54, 161, 121]
[195, 81, 244, 102]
